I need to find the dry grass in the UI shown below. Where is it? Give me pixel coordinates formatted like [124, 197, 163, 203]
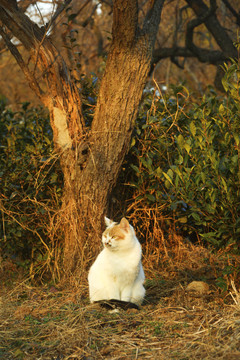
[1, 240, 240, 360]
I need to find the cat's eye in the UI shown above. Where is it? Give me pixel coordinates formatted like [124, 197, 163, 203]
[115, 236, 124, 240]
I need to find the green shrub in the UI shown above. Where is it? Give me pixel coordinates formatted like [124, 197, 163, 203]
[0, 100, 62, 271]
[129, 60, 240, 251]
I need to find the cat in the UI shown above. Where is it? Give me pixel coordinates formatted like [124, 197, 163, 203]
[88, 217, 145, 308]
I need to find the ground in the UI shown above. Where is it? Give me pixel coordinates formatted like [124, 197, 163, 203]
[1, 243, 240, 360]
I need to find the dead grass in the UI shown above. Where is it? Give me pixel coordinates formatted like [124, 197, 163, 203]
[1, 241, 240, 360]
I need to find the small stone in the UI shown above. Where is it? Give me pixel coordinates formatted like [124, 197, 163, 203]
[186, 281, 209, 295]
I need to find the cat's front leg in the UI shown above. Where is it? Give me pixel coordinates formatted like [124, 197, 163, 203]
[120, 286, 132, 302]
[108, 286, 121, 300]
[130, 281, 145, 305]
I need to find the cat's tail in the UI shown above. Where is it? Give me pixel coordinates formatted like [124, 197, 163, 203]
[93, 299, 139, 310]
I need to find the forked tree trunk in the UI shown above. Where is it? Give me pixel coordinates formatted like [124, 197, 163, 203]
[66, 39, 153, 272]
[0, 0, 165, 275]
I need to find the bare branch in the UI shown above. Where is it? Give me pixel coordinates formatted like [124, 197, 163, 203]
[152, 46, 227, 66]
[46, 0, 73, 31]
[18, 0, 37, 12]
[0, 0, 38, 54]
[0, 3, 44, 50]
[185, 0, 237, 58]
[100, 0, 113, 7]
[92, 23, 104, 56]
[186, 0, 217, 60]
[0, 0, 18, 9]
[0, 0, 85, 122]
[221, 0, 240, 26]
[143, 0, 165, 45]
[79, 2, 99, 28]
[0, 26, 45, 100]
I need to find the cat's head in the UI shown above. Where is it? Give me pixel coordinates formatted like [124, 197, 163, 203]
[102, 217, 135, 251]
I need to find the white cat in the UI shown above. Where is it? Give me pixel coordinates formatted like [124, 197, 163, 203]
[88, 217, 145, 306]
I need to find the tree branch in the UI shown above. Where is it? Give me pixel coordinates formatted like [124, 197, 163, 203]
[143, 0, 165, 45]
[0, 2, 44, 50]
[0, 0, 85, 120]
[185, 0, 237, 58]
[0, 0, 38, 54]
[0, 26, 45, 100]
[19, 0, 37, 12]
[1, 0, 18, 9]
[221, 0, 240, 26]
[152, 46, 227, 66]
[185, 0, 217, 61]
[46, 0, 73, 31]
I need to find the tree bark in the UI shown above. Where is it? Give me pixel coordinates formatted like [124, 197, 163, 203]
[62, 0, 165, 273]
[0, 0, 165, 275]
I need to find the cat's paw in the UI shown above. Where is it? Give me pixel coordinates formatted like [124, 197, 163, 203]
[109, 308, 120, 314]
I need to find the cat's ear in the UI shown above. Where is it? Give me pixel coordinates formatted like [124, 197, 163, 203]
[119, 217, 130, 232]
[104, 216, 113, 227]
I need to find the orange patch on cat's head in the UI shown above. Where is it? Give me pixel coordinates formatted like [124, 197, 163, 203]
[104, 226, 125, 240]
[103, 217, 130, 240]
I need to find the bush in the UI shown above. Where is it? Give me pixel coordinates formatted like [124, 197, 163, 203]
[0, 100, 62, 273]
[128, 60, 240, 252]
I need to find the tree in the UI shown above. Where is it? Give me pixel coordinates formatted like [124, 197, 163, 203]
[152, 0, 239, 90]
[57, 0, 239, 92]
[0, 1, 239, 104]
[0, 0, 165, 274]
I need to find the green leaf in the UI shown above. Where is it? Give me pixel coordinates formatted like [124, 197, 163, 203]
[200, 232, 219, 244]
[177, 134, 184, 147]
[155, 167, 162, 177]
[130, 164, 140, 173]
[178, 217, 187, 223]
[221, 178, 228, 193]
[164, 179, 171, 189]
[163, 172, 173, 184]
[176, 154, 183, 164]
[216, 277, 228, 292]
[184, 143, 191, 154]
[233, 133, 240, 146]
[167, 168, 173, 180]
[173, 166, 183, 179]
[146, 194, 156, 202]
[50, 173, 58, 184]
[201, 172, 206, 183]
[191, 212, 201, 222]
[219, 104, 225, 114]
[130, 137, 136, 148]
[189, 122, 196, 137]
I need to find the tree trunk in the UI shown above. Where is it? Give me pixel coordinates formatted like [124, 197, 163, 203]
[68, 39, 152, 269]
[0, 0, 165, 276]
[61, 1, 165, 274]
